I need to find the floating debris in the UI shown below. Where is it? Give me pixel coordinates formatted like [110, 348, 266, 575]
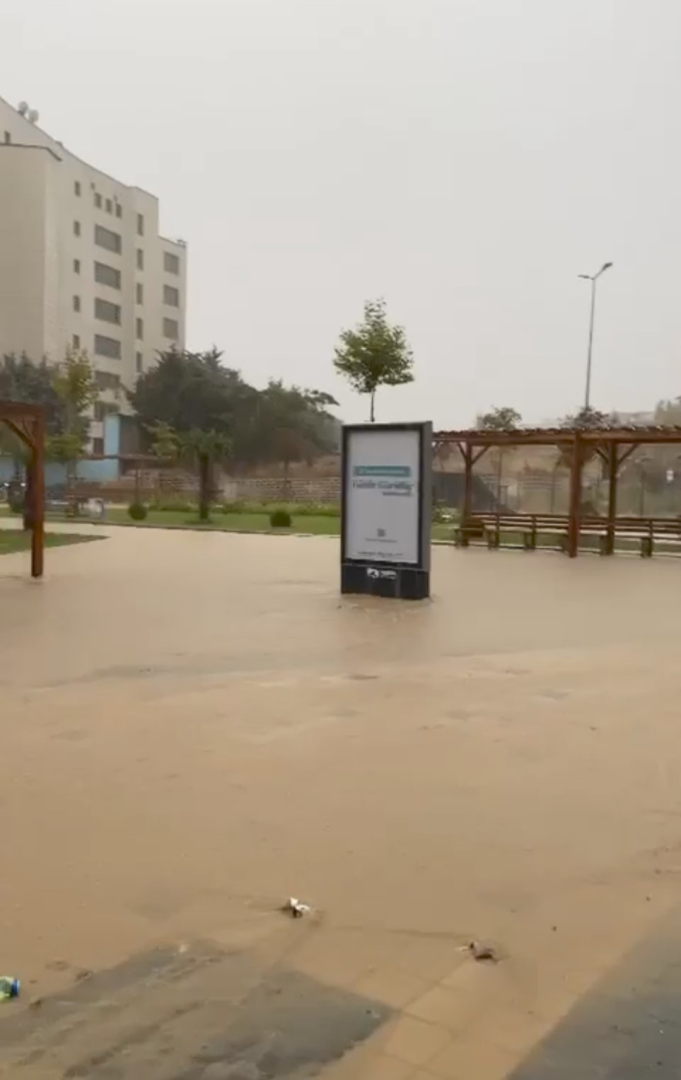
[283, 897, 312, 918]
[0, 977, 20, 1002]
[469, 941, 499, 962]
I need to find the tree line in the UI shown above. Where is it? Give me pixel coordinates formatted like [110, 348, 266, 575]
[0, 347, 343, 518]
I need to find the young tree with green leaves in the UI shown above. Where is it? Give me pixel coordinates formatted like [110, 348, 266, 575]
[333, 299, 413, 422]
[147, 420, 181, 462]
[47, 349, 98, 501]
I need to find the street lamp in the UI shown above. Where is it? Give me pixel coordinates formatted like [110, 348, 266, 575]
[578, 261, 613, 411]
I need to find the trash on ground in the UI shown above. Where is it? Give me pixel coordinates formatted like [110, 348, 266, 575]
[469, 941, 499, 962]
[0, 977, 20, 1001]
[283, 897, 312, 918]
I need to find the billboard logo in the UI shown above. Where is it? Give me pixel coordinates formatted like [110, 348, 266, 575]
[367, 567, 397, 580]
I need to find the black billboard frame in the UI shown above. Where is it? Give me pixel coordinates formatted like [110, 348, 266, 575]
[340, 421, 432, 600]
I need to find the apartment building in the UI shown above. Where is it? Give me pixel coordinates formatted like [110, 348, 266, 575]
[0, 95, 186, 452]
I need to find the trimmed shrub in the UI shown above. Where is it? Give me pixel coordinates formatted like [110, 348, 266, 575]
[128, 502, 148, 521]
[269, 509, 292, 528]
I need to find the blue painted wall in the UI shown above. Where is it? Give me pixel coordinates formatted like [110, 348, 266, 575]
[0, 416, 122, 484]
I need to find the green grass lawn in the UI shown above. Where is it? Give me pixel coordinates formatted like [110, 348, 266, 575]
[0, 531, 104, 556]
[104, 508, 343, 534]
[103, 507, 459, 541]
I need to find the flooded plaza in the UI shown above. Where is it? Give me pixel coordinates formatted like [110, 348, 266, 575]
[2, 528, 681, 1078]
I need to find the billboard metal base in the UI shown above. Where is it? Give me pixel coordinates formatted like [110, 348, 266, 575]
[341, 561, 430, 600]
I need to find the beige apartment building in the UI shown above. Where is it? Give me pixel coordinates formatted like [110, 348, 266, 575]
[0, 95, 186, 451]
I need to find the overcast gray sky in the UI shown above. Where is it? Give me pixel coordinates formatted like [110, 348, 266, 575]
[2, 0, 680, 427]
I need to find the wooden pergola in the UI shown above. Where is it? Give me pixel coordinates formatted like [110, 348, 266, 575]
[0, 402, 45, 577]
[433, 426, 681, 558]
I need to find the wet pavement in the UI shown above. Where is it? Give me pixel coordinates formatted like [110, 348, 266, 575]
[2, 528, 681, 1077]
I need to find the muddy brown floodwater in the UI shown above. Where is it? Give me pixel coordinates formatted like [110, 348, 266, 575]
[2, 528, 681, 1078]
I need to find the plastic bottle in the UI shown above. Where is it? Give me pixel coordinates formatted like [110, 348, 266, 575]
[0, 977, 20, 1001]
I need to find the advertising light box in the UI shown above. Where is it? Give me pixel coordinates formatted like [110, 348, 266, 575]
[341, 422, 431, 599]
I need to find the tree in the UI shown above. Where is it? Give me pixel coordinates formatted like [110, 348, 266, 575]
[477, 406, 521, 430]
[131, 349, 246, 518]
[333, 299, 413, 422]
[560, 405, 611, 431]
[252, 380, 338, 482]
[182, 429, 232, 520]
[47, 349, 98, 500]
[131, 350, 338, 487]
[147, 420, 180, 462]
[0, 352, 63, 435]
[0, 353, 64, 477]
[131, 347, 254, 435]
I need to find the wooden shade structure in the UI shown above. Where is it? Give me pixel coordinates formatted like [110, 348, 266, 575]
[0, 402, 45, 577]
[433, 426, 681, 558]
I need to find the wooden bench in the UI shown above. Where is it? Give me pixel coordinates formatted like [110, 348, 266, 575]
[583, 517, 681, 558]
[455, 514, 681, 557]
[456, 514, 572, 551]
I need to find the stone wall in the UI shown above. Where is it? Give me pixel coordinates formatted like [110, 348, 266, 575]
[221, 475, 341, 504]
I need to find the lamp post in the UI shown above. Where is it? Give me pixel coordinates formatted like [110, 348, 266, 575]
[578, 262, 613, 410]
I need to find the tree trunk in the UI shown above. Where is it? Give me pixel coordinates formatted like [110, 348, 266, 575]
[198, 454, 211, 521]
[370, 389, 376, 423]
[66, 458, 78, 516]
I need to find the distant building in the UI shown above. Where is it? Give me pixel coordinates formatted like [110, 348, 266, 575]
[609, 410, 655, 427]
[0, 95, 187, 452]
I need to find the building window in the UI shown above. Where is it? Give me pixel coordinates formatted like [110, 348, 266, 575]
[136, 351, 143, 373]
[95, 371, 121, 391]
[94, 192, 102, 208]
[73, 221, 81, 237]
[136, 282, 143, 304]
[136, 317, 144, 340]
[164, 251, 180, 274]
[73, 295, 81, 313]
[94, 334, 121, 359]
[105, 198, 112, 214]
[163, 285, 179, 307]
[72, 334, 80, 349]
[163, 317, 179, 340]
[74, 180, 81, 196]
[136, 248, 144, 270]
[3, 131, 10, 144]
[73, 258, 80, 274]
[94, 401, 120, 421]
[92, 438, 104, 455]
[94, 224, 122, 254]
[137, 213, 144, 236]
[95, 297, 121, 324]
[115, 203, 122, 218]
[94, 261, 121, 289]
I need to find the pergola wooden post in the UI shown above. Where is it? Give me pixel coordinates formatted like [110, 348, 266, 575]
[0, 402, 45, 578]
[566, 431, 583, 558]
[605, 442, 619, 555]
[434, 424, 681, 558]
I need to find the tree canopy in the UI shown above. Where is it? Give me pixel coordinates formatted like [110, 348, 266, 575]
[559, 405, 612, 430]
[130, 348, 338, 471]
[0, 352, 63, 435]
[333, 299, 413, 422]
[477, 406, 521, 431]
